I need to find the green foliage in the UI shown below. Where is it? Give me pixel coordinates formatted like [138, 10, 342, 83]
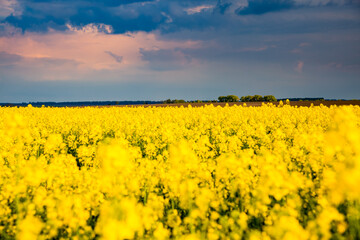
[253, 95, 263, 102]
[218, 95, 240, 102]
[263, 95, 277, 102]
[241, 95, 277, 102]
[164, 99, 187, 104]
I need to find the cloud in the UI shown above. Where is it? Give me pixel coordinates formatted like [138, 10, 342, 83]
[323, 62, 360, 73]
[236, 0, 296, 15]
[235, 0, 359, 15]
[1, 0, 169, 33]
[105, 51, 123, 63]
[0, 51, 22, 65]
[291, 42, 311, 53]
[28, 57, 80, 66]
[213, 0, 248, 14]
[0, 52, 82, 81]
[0, 22, 21, 36]
[66, 23, 113, 34]
[139, 48, 194, 71]
[299, 42, 311, 47]
[295, 60, 304, 73]
[0, 0, 359, 102]
[0, 28, 202, 80]
[1, 0, 359, 36]
[294, 0, 359, 7]
[240, 45, 274, 52]
[186, 5, 214, 15]
[0, 0, 21, 19]
[4, 14, 67, 32]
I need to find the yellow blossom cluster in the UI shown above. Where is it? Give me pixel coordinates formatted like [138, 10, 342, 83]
[0, 104, 359, 239]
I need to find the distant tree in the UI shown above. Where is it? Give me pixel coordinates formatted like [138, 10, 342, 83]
[240, 95, 276, 102]
[263, 95, 276, 102]
[218, 96, 227, 102]
[241, 96, 253, 102]
[163, 99, 185, 104]
[243, 95, 254, 102]
[253, 95, 263, 102]
[226, 95, 239, 102]
[218, 95, 240, 102]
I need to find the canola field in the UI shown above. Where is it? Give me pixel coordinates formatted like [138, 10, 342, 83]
[0, 103, 360, 240]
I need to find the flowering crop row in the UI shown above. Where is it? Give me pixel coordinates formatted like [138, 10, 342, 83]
[0, 104, 359, 239]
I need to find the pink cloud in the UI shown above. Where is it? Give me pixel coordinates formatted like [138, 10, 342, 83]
[295, 61, 304, 73]
[0, 27, 202, 81]
[299, 42, 311, 47]
[185, 5, 214, 15]
[0, 0, 21, 18]
[291, 48, 302, 54]
[291, 42, 311, 54]
[240, 45, 276, 52]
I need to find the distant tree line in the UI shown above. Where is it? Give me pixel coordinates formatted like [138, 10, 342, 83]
[278, 98, 324, 101]
[241, 95, 277, 102]
[218, 95, 240, 102]
[163, 99, 187, 104]
[163, 95, 277, 104]
[163, 99, 218, 104]
[218, 95, 277, 102]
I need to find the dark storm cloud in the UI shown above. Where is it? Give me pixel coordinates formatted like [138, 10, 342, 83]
[2, 0, 359, 34]
[2, 0, 168, 33]
[234, 0, 360, 15]
[236, 0, 296, 15]
[2, 0, 218, 34]
[5, 14, 67, 32]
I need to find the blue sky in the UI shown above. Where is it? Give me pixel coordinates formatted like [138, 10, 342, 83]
[0, 0, 359, 102]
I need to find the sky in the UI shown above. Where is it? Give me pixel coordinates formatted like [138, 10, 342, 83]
[0, 0, 359, 102]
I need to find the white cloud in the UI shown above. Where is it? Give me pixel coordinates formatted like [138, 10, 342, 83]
[161, 11, 173, 23]
[185, 5, 214, 15]
[66, 23, 113, 34]
[219, 0, 248, 14]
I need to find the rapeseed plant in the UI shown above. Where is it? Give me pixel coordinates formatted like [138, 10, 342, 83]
[0, 104, 359, 239]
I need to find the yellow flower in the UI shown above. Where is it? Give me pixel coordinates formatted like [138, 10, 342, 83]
[17, 215, 43, 240]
